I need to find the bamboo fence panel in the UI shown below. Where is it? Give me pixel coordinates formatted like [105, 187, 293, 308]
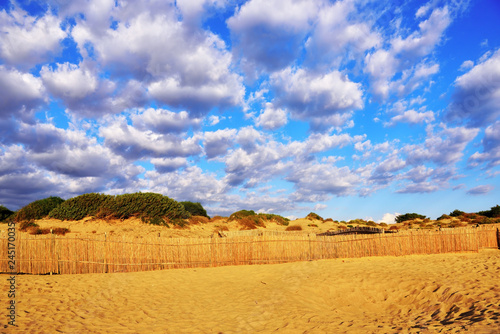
[0, 227, 498, 275]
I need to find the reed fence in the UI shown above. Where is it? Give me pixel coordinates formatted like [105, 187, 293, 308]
[1, 226, 498, 275]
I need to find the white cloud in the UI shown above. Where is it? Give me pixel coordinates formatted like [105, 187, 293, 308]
[0, 66, 46, 119]
[467, 184, 494, 195]
[150, 157, 188, 173]
[364, 6, 451, 100]
[405, 124, 479, 166]
[131, 108, 202, 134]
[72, 7, 244, 115]
[203, 128, 237, 159]
[100, 117, 202, 159]
[469, 121, 500, 168]
[459, 60, 474, 72]
[271, 67, 363, 128]
[385, 109, 435, 126]
[227, 0, 319, 71]
[378, 212, 399, 224]
[41, 63, 98, 99]
[255, 103, 287, 130]
[305, 0, 380, 67]
[447, 49, 500, 127]
[0, 7, 66, 69]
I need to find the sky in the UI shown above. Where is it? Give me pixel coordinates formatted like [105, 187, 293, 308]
[0, 0, 500, 223]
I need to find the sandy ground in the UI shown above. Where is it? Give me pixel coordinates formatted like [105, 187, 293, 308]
[23, 217, 342, 238]
[1, 249, 499, 333]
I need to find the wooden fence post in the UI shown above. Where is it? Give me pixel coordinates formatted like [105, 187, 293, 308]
[496, 228, 500, 250]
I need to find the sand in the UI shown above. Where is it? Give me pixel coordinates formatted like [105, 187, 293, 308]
[2, 248, 499, 333]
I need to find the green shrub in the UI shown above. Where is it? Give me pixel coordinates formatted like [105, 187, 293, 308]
[306, 212, 323, 221]
[0, 205, 14, 222]
[49, 193, 112, 220]
[477, 205, 500, 218]
[49, 192, 190, 226]
[437, 214, 450, 221]
[180, 201, 209, 218]
[395, 213, 427, 224]
[19, 220, 39, 231]
[449, 210, 465, 217]
[98, 193, 190, 222]
[229, 210, 256, 220]
[257, 213, 290, 226]
[14, 197, 65, 222]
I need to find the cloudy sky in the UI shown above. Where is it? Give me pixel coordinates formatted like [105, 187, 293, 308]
[1, 0, 499, 222]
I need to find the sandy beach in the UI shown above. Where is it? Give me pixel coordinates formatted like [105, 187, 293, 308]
[2, 248, 499, 333]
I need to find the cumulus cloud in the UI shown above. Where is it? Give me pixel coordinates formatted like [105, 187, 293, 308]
[203, 128, 237, 159]
[271, 67, 363, 128]
[305, 0, 380, 67]
[0, 66, 46, 120]
[385, 109, 435, 126]
[227, 0, 318, 72]
[72, 8, 244, 115]
[378, 212, 399, 224]
[255, 103, 287, 130]
[41, 63, 147, 118]
[0, 7, 66, 69]
[130, 108, 202, 134]
[364, 6, 450, 100]
[405, 124, 479, 166]
[151, 157, 188, 173]
[447, 49, 500, 127]
[287, 162, 360, 200]
[469, 121, 500, 168]
[100, 117, 202, 160]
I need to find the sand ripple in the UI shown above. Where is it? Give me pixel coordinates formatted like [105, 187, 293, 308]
[2, 249, 499, 333]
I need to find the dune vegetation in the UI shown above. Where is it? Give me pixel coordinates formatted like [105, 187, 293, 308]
[1, 193, 500, 237]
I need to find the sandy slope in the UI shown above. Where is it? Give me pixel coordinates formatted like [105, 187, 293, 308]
[27, 217, 341, 238]
[2, 249, 499, 333]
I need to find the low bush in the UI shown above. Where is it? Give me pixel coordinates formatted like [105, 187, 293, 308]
[14, 197, 65, 222]
[238, 217, 259, 230]
[49, 193, 112, 220]
[395, 213, 427, 224]
[257, 213, 290, 226]
[477, 205, 500, 218]
[180, 201, 209, 218]
[437, 214, 450, 221]
[449, 209, 465, 217]
[52, 227, 70, 235]
[0, 205, 14, 222]
[19, 220, 39, 232]
[285, 225, 302, 231]
[306, 212, 323, 221]
[49, 192, 190, 226]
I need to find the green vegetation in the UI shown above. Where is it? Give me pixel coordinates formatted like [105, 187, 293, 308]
[395, 213, 427, 224]
[181, 201, 209, 218]
[449, 209, 465, 217]
[49, 192, 190, 226]
[306, 212, 323, 221]
[48, 193, 112, 221]
[477, 205, 500, 218]
[0, 205, 14, 222]
[227, 210, 290, 229]
[14, 197, 64, 222]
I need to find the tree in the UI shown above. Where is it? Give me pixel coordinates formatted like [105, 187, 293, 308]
[181, 201, 209, 218]
[395, 213, 427, 224]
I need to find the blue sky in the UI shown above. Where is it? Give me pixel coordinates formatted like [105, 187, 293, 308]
[1, 0, 499, 223]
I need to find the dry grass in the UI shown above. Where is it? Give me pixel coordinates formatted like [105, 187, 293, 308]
[285, 225, 303, 231]
[2, 224, 498, 275]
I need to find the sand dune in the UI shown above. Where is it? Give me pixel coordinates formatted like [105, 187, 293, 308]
[2, 249, 499, 333]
